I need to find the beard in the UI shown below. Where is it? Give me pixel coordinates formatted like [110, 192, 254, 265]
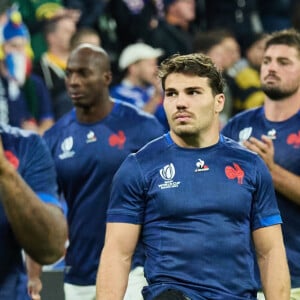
[171, 122, 202, 143]
[262, 84, 298, 101]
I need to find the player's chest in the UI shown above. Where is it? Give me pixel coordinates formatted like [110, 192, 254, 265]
[146, 158, 255, 218]
[52, 127, 140, 174]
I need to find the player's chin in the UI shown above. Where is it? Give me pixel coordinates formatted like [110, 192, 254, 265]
[72, 100, 90, 108]
[173, 124, 196, 136]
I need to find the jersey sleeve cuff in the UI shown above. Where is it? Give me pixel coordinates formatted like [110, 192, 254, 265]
[37, 192, 62, 209]
[254, 214, 282, 230]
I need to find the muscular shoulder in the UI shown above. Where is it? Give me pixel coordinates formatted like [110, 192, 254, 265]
[133, 134, 170, 165]
[112, 100, 164, 129]
[112, 99, 152, 118]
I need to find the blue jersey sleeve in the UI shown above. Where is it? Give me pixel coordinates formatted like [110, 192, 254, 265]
[107, 154, 145, 224]
[19, 133, 61, 208]
[251, 155, 282, 230]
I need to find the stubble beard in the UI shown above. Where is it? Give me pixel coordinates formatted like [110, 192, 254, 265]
[172, 124, 198, 139]
[262, 84, 298, 101]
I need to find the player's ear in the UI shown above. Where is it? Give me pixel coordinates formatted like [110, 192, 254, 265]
[103, 71, 112, 85]
[215, 93, 225, 113]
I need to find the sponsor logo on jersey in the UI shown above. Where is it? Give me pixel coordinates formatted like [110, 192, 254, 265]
[225, 162, 244, 184]
[109, 130, 126, 149]
[267, 128, 276, 139]
[195, 159, 209, 172]
[158, 163, 181, 189]
[287, 131, 300, 148]
[86, 130, 97, 143]
[59, 136, 75, 159]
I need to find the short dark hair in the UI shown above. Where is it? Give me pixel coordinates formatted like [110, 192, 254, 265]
[265, 28, 300, 57]
[158, 53, 225, 95]
[70, 27, 101, 50]
[193, 29, 235, 54]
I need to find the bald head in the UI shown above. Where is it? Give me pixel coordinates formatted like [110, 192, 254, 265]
[65, 43, 113, 112]
[68, 44, 111, 72]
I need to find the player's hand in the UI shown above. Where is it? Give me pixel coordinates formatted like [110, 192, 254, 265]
[243, 135, 275, 171]
[28, 277, 42, 300]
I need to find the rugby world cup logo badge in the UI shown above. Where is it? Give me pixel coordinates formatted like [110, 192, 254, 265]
[158, 163, 180, 189]
[238, 127, 252, 144]
[160, 163, 175, 180]
[59, 136, 75, 159]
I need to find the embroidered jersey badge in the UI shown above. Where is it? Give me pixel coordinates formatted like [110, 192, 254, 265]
[195, 159, 209, 172]
[225, 163, 244, 184]
[287, 131, 300, 148]
[59, 136, 75, 159]
[158, 163, 181, 189]
[238, 127, 252, 144]
[109, 130, 126, 149]
[267, 128, 276, 139]
[86, 130, 97, 143]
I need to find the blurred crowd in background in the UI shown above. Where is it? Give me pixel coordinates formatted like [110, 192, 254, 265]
[1, 1, 300, 299]
[0, 0, 299, 133]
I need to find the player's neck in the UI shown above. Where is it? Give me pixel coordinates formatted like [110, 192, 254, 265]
[76, 99, 114, 123]
[170, 130, 219, 149]
[264, 95, 300, 122]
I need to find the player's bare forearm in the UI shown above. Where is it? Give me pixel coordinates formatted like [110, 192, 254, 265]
[96, 247, 131, 300]
[0, 161, 67, 264]
[269, 163, 300, 205]
[96, 223, 140, 299]
[254, 225, 290, 300]
[258, 249, 290, 300]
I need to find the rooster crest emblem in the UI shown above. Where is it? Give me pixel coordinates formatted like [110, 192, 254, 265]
[225, 163, 244, 184]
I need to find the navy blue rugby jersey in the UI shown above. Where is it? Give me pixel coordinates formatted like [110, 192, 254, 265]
[0, 124, 60, 299]
[107, 133, 281, 300]
[43, 100, 164, 285]
[222, 106, 300, 288]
